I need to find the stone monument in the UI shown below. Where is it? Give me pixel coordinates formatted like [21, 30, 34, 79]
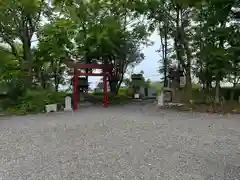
[64, 96, 72, 111]
[157, 91, 164, 107]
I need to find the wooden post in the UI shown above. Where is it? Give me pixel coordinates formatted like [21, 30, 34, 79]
[103, 74, 108, 108]
[73, 68, 78, 111]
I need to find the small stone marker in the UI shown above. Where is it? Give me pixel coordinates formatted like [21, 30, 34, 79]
[64, 96, 72, 111]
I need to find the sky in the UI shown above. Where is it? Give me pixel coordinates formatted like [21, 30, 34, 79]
[89, 32, 162, 88]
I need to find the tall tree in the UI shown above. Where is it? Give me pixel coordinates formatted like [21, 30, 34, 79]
[35, 18, 75, 91]
[53, 0, 148, 94]
[0, 0, 50, 86]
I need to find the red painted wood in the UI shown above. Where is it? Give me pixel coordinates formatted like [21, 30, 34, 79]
[66, 62, 113, 70]
[73, 68, 78, 111]
[103, 74, 108, 108]
[68, 72, 106, 76]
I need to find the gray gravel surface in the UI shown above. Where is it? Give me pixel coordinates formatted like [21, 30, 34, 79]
[0, 103, 240, 180]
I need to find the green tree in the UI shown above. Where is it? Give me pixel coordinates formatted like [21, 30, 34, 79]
[53, 0, 147, 94]
[35, 18, 75, 91]
[0, 0, 51, 86]
[192, 0, 237, 102]
[0, 46, 25, 102]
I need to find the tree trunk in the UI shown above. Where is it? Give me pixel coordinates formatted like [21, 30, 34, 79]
[174, 5, 184, 71]
[206, 80, 212, 91]
[159, 23, 169, 88]
[164, 25, 168, 87]
[185, 64, 191, 88]
[40, 72, 47, 89]
[54, 73, 59, 92]
[22, 25, 33, 88]
[230, 83, 236, 101]
[83, 23, 89, 86]
[230, 76, 239, 101]
[215, 79, 220, 103]
[214, 21, 225, 103]
[159, 31, 166, 87]
[179, 8, 192, 97]
[109, 71, 124, 95]
[109, 80, 118, 94]
[116, 73, 124, 93]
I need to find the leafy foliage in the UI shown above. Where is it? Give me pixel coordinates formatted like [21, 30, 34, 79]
[4, 89, 67, 115]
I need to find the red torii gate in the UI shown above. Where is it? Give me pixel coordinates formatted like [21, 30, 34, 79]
[67, 62, 113, 111]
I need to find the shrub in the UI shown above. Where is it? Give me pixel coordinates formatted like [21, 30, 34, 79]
[109, 94, 130, 104]
[3, 89, 67, 115]
[118, 87, 128, 96]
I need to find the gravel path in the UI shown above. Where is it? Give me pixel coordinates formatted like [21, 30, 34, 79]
[0, 103, 240, 180]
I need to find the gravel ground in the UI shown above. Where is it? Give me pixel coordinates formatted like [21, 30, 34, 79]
[0, 103, 240, 180]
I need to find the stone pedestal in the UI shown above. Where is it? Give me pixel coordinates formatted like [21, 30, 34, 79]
[134, 93, 140, 99]
[157, 93, 164, 107]
[64, 96, 72, 111]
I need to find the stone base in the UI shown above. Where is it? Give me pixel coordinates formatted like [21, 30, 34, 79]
[134, 94, 140, 99]
[64, 107, 72, 111]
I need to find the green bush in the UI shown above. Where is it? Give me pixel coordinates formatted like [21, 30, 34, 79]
[118, 87, 128, 95]
[109, 94, 130, 104]
[3, 89, 67, 115]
